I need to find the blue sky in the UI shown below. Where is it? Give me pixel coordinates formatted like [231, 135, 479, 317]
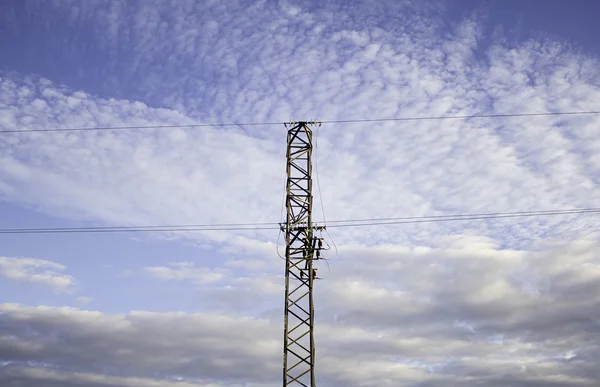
[1, 0, 600, 386]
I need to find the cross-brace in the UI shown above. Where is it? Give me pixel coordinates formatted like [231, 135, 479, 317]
[282, 122, 325, 387]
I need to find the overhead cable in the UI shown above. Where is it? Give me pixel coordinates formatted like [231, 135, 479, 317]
[324, 208, 600, 228]
[1, 207, 598, 234]
[1, 110, 599, 134]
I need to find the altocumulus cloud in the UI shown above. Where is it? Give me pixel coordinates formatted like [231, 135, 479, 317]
[1, 0, 600, 386]
[1, 4, 600, 250]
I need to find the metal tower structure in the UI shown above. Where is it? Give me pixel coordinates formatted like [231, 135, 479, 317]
[282, 121, 324, 387]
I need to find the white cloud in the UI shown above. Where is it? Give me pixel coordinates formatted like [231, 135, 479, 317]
[0, 257, 75, 292]
[76, 296, 93, 305]
[144, 262, 226, 284]
[2, 1, 600, 386]
[3, 236, 599, 385]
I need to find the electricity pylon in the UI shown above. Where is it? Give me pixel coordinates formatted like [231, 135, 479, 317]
[282, 121, 325, 387]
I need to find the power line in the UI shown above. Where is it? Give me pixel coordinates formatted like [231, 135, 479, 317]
[0, 121, 282, 134]
[325, 208, 600, 228]
[319, 110, 600, 124]
[1, 207, 598, 234]
[1, 111, 599, 134]
[0, 221, 280, 232]
[321, 207, 600, 224]
[0, 225, 279, 234]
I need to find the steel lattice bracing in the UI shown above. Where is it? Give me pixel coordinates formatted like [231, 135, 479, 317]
[282, 122, 323, 387]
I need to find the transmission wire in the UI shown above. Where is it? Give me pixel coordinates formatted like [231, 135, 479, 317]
[1, 208, 599, 234]
[2, 110, 599, 134]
